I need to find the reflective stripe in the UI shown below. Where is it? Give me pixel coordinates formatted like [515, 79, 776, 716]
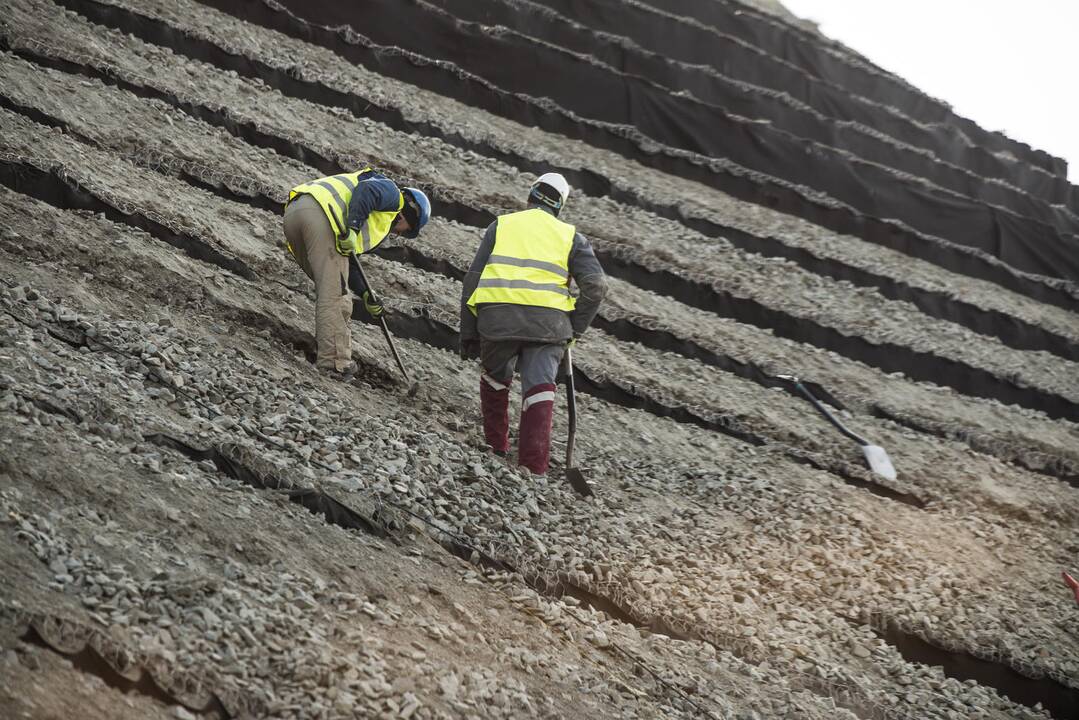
[287, 167, 372, 238]
[468, 208, 576, 312]
[486, 255, 568, 279]
[332, 174, 358, 192]
[481, 373, 508, 391]
[313, 180, 348, 233]
[522, 390, 556, 411]
[476, 278, 571, 297]
[287, 170, 403, 254]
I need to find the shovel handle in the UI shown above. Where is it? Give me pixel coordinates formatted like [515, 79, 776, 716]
[378, 316, 411, 383]
[792, 381, 869, 447]
[564, 345, 578, 469]
[561, 347, 593, 497]
[351, 257, 411, 383]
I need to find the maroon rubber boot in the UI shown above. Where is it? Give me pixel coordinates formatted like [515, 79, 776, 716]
[518, 383, 556, 475]
[480, 373, 511, 454]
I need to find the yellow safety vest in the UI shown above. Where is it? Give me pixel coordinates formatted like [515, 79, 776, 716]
[286, 167, 403, 254]
[468, 208, 576, 313]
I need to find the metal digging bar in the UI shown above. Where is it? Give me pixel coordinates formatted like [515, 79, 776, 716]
[563, 345, 594, 497]
[777, 374, 898, 481]
[350, 256, 411, 385]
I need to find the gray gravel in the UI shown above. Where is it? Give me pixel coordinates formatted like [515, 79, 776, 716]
[0, 1, 1076, 718]
[1, 183, 1073, 718]
[100, 0, 1079, 335]
[2, 41, 1077, 431]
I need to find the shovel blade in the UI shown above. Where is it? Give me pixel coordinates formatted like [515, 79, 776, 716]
[862, 444, 897, 481]
[565, 467, 594, 497]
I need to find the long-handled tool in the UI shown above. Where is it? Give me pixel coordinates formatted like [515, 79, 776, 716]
[350, 257, 411, 384]
[563, 345, 594, 497]
[777, 374, 897, 481]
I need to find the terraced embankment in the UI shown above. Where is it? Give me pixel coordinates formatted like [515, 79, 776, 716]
[3, 6, 1079, 421]
[48, 0, 1079, 308]
[2, 0, 1078, 718]
[620, 0, 1070, 181]
[5, 173, 1079, 717]
[425, 0, 1061, 198]
[171, 0, 1079, 288]
[424, 0, 1079, 228]
[3, 47, 1078, 490]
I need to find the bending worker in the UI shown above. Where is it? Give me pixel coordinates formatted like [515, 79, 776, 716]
[460, 173, 607, 476]
[283, 167, 430, 378]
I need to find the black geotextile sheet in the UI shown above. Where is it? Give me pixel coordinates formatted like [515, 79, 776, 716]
[430, 0, 1078, 214]
[622, 0, 1070, 179]
[259, 0, 1079, 285]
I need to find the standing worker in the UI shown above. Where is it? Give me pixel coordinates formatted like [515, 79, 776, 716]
[460, 173, 607, 476]
[283, 167, 430, 379]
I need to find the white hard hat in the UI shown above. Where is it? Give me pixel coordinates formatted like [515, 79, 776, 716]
[529, 172, 570, 212]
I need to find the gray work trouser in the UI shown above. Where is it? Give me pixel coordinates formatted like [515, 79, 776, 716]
[283, 195, 353, 372]
[479, 340, 564, 474]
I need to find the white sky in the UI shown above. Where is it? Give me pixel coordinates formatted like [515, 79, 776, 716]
[779, 0, 1079, 183]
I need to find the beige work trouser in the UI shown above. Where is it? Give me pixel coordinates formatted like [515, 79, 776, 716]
[283, 194, 353, 372]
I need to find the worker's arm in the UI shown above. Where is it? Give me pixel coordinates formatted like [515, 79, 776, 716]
[567, 232, 607, 338]
[460, 222, 497, 347]
[347, 257, 368, 296]
[345, 176, 402, 233]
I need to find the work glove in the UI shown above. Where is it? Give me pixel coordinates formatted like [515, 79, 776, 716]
[460, 337, 480, 361]
[361, 290, 383, 318]
[566, 333, 581, 348]
[335, 231, 360, 257]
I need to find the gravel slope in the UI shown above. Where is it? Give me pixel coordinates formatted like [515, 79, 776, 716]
[1, 0, 1077, 717]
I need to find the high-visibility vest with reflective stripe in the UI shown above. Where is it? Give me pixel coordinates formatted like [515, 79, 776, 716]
[468, 208, 576, 313]
[286, 168, 403, 254]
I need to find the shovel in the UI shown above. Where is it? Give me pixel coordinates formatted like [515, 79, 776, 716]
[350, 257, 412, 385]
[563, 345, 594, 497]
[778, 374, 897, 481]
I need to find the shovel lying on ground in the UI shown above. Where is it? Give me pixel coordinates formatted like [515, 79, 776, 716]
[777, 374, 897, 481]
[563, 345, 594, 497]
[350, 257, 412, 387]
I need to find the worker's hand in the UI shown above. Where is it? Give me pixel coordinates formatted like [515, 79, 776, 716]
[567, 333, 581, 348]
[361, 291, 383, 318]
[459, 337, 480, 360]
[335, 233, 360, 256]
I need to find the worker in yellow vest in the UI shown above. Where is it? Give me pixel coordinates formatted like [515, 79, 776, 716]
[283, 168, 430, 378]
[460, 173, 607, 476]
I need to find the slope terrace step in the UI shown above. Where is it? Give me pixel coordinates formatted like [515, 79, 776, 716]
[51, 0, 1079, 306]
[2, 45, 1076, 429]
[25, 0, 1079, 316]
[4, 104, 1078, 509]
[622, 0, 1069, 177]
[429, 0, 1079, 213]
[178, 0, 1079, 287]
